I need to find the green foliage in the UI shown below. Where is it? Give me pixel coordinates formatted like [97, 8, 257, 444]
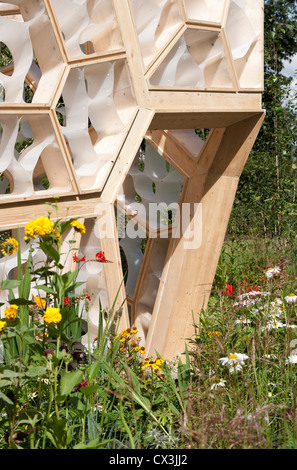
[0, 207, 185, 450]
[228, 0, 297, 239]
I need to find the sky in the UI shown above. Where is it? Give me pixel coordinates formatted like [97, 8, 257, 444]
[283, 53, 297, 78]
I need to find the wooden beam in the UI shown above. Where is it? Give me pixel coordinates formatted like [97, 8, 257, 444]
[148, 91, 262, 113]
[95, 204, 130, 331]
[112, 0, 150, 107]
[100, 107, 155, 203]
[145, 111, 265, 360]
[149, 110, 262, 130]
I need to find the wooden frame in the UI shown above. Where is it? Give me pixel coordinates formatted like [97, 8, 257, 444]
[0, 0, 264, 360]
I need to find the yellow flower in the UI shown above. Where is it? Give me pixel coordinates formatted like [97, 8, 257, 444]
[0, 320, 7, 334]
[71, 220, 86, 235]
[1, 237, 18, 256]
[25, 217, 54, 239]
[44, 307, 62, 325]
[142, 356, 165, 371]
[208, 330, 222, 338]
[34, 296, 47, 308]
[4, 304, 19, 321]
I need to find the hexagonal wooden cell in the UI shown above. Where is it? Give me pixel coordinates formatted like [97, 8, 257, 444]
[0, 0, 265, 360]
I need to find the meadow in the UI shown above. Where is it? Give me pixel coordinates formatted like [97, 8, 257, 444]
[1, 210, 297, 449]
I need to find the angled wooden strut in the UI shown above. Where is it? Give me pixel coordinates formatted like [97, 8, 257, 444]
[145, 112, 265, 359]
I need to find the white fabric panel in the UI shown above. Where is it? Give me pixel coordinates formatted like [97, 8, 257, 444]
[183, 0, 225, 23]
[51, 0, 122, 58]
[130, 0, 182, 66]
[0, 17, 33, 102]
[118, 141, 184, 232]
[119, 233, 144, 298]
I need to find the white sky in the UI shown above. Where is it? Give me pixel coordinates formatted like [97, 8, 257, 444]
[283, 53, 297, 78]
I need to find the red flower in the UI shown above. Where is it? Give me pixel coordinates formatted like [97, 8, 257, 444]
[223, 284, 234, 296]
[64, 297, 72, 306]
[45, 349, 53, 357]
[95, 251, 106, 262]
[74, 380, 88, 391]
[73, 253, 86, 263]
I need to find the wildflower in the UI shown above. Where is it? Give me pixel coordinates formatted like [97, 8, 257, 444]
[265, 266, 281, 279]
[207, 330, 222, 338]
[34, 296, 47, 308]
[73, 252, 86, 263]
[285, 294, 297, 304]
[210, 378, 226, 390]
[74, 380, 88, 391]
[234, 290, 269, 308]
[95, 251, 106, 262]
[262, 320, 285, 330]
[286, 354, 297, 364]
[45, 349, 53, 358]
[4, 304, 19, 321]
[0, 320, 7, 334]
[1, 237, 18, 256]
[142, 356, 165, 372]
[70, 220, 86, 235]
[92, 403, 103, 412]
[223, 284, 234, 296]
[64, 297, 72, 306]
[234, 318, 251, 325]
[25, 217, 54, 239]
[43, 307, 62, 325]
[219, 353, 249, 373]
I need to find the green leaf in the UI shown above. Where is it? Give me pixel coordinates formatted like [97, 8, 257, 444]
[25, 366, 47, 377]
[61, 270, 78, 289]
[79, 384, 99, 397]
[58, 369, 84, 398]
[73, 438, 116, 449]
[35, 284, 55, 295]
[2, 369, 25, 378]
[0, 390, 14, 405]
[9, 298, 34, 306]
[1, 280, 21, 290]
[39, 241, 60, 264]
[88, 359, 101, 380]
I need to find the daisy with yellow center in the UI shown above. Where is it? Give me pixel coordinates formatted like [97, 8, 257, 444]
[219, 352, 249, 373]
[1, 237, 18, 256]
[43, 307, 62, 325]
[4, 304, 19, 321]
[70, 220, 86, 235]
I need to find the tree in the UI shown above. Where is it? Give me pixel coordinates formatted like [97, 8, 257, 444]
[228, 0, 297, 239]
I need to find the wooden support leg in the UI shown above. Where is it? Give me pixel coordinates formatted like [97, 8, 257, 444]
[145, 112, 265, 360]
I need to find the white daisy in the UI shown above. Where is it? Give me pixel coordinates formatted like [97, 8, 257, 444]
[286, 354, 297, 364]
[265, 266, 281, 279]
[234, 318, 251, 325]
[285, 294, 297, 304]
[210, 378, 226, 390]
[262, 320, 286, 330]
[219, 353, 249, 373]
